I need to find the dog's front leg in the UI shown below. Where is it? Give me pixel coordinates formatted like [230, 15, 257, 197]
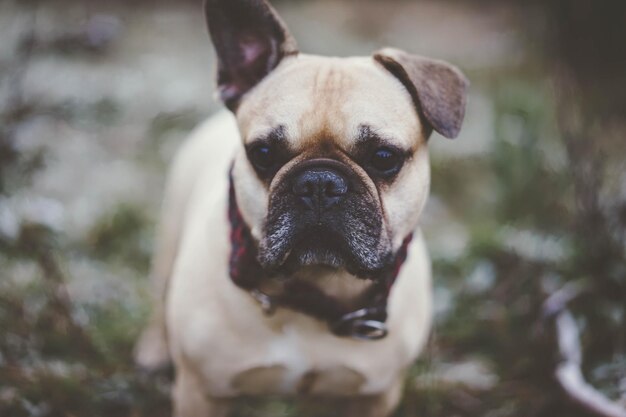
[173, 368, 231, 417]
[341, 377, 404, 417]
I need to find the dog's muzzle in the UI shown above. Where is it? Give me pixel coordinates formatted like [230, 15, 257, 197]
[260, 157, 389, 274]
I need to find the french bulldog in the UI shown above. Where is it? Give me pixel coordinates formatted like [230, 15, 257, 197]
[135, 0, 468, 416]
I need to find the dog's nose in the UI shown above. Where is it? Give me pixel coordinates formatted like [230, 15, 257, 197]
[292, 168, 348, 210]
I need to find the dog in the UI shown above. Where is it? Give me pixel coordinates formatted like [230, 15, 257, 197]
[135, 0, 468, 416]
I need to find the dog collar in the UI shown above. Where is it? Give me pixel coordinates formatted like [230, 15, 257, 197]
[227, 169, 412, 341]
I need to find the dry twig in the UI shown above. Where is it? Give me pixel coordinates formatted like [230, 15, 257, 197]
[544, 288, 626, 417]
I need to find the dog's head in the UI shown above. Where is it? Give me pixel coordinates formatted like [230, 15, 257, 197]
[205, 0, 468, 278]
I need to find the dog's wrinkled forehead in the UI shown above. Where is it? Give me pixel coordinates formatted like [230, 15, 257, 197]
[235, 55, 424, 153]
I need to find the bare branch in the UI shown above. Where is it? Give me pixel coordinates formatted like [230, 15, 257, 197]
[554, 310, 626, 417]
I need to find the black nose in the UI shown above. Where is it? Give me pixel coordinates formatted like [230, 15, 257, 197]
[292, 167, 349, 211]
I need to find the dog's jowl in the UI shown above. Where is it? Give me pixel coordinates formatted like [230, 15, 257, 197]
[135, 0, 468, 416]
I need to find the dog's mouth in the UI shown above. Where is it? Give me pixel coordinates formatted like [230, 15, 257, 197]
[258, 224, 392, 279]
[280, 227, 348, 270]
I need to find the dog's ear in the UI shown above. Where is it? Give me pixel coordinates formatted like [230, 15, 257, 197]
[374, 48, 469, 139]
[205, 0, 298, 110]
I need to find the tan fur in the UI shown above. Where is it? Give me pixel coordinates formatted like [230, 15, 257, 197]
[137, 54, 438, 417]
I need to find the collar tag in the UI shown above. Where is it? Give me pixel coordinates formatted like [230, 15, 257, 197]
[331, 307, 389, 341]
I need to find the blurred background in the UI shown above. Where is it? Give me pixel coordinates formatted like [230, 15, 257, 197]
[0, 0, 624, 416]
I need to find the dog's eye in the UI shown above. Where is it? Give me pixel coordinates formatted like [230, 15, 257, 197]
[248, 144, 276, 171]
[369, 147, 403, 176]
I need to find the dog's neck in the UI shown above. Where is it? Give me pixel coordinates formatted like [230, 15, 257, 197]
[256, 266, 374, 309]
[291, 267, 373, 301]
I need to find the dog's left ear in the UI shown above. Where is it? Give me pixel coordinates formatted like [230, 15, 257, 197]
[205, 0, 298, 110]
[374, 48, 469, 139]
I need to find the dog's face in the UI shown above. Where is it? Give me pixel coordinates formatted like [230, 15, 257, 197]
[205, 0, 468, 278]
[233, 56, 432, 277]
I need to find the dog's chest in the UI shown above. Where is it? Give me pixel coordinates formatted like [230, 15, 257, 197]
[226, 324, 371, 396]
[194, 317, 399, 397]
[231, 364, 366, 396]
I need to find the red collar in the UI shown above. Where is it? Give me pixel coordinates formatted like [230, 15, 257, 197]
[227, 170, 412, 340]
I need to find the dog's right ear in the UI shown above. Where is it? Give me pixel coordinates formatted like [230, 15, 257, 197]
[205, 0, 298, 110]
